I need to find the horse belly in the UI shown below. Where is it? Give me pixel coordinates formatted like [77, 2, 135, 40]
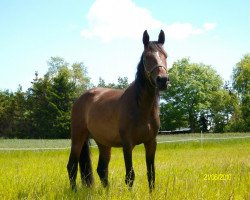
[85, 88, 123, 147]
[89, 125, 122, 147]
[86, 97, 122, 147]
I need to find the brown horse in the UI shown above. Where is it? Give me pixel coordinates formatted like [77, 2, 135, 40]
[67, 30, 170, 192]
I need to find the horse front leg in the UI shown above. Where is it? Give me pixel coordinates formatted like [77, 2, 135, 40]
[144, 139, 157, 192]
[97, 143, 111, 187]
[122, 142, 135, 187]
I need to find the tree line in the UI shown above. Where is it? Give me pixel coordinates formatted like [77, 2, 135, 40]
[0, 55, 249, 138]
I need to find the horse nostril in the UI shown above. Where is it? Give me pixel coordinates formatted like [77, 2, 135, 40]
[156, 76, 170, 90]
[157, 76, 168, 85]
[156, 76, 161, 82]
[163, 77, 168, 83]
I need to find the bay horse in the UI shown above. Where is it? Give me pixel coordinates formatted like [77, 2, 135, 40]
[67, 30, 170, 192]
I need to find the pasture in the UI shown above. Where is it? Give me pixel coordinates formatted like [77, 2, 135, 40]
[0, 133, 249, 199]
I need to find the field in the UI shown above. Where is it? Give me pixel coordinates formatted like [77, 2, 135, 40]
[0, 133, 249, 199]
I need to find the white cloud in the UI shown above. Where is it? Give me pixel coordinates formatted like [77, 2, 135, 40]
[203, 22, 217, 31]
[165, 23, 204, 40]
[81, 0, 217, 42]
[81, 0, 162, 42]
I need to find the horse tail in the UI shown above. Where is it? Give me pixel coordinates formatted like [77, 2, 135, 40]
[79, 138, 94, 186]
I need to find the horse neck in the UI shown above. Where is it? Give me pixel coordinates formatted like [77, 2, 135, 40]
[134, 79, 159, 117]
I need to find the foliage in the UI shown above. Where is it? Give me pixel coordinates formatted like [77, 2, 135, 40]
[231, 54, 250, 131]
[160, 58, 237, 132]
[209, 89, 238, 132]
[0, 57, 90, 138]
[0, 87, 29, 138]
[0, 90, 15, 136]
[97, 76, 129, 89]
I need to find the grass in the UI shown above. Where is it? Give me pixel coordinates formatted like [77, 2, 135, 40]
[0, 133, 249, 199]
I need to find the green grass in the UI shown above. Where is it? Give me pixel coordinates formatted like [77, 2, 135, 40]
[0, 133, 249, 199]
[0, 139, 70, 149]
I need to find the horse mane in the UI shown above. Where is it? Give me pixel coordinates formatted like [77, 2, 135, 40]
[135, 54, 147, 88]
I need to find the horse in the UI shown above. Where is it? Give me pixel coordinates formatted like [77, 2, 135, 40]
[67, 30, 170, 192]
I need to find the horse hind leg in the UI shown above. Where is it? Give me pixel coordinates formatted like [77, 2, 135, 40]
[79, 138, 94, 187]
[67, 151, 78, 190]
[67, 141, 84, 190]
[67, 127, 88, 190]
[97, 143, 111, 187]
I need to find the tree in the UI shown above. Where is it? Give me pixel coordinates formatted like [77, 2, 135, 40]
[160, 58, 229, 132]
[97, 77, 129, 89]
[48, 67, 76, 138]
[26, 57, 91, 138]
[97, 77, 107, 88]
[71, 62, 91, 96]
[0, 90, 14, 137]
[47, 57, 91, 95]
[209, 89, 239, 132]
[11, 85, 30, 137]
[0, 57, 91, 138]
[0, 86, 29, 138]
[117, 77, 129, 89]
[46, 56, 69, 77]
[231, 54, 250, 131]
[27, 73, 53, 138]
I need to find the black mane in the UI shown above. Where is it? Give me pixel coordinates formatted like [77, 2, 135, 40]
[135, 53, 146, 87]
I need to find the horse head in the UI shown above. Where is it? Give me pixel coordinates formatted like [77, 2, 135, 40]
[142, 30, 170, 91]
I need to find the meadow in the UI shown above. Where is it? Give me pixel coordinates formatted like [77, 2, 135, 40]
[0, 133, 249, 199]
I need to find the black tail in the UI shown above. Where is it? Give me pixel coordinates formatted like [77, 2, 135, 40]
[79, 139, 94, 186]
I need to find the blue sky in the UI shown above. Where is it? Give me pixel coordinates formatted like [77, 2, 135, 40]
[0, 0, 249, 91]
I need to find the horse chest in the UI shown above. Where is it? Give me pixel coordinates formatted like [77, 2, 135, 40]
[129, 116, 159, 144]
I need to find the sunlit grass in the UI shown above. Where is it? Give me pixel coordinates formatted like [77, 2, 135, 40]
[0, 134, 249, 199]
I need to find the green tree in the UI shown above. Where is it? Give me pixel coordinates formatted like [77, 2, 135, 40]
[161, 58, 228, 132]
[117, 77, 129, 89]
[97, 77, 129, 89]
[209, 89, 239, 132]
[48, 67, 76, 138]
[0, 57, 91, 138]
[97, 77, 107, 88]
[46, 56, 69, 77]
[0, 86, 29, 138]
[27, 73, 53, 138]
[0, 90, 14, 137]
[11, 85, 30, 137]
[71, 62, 91, 96]
[231, 54, 250, 131]
[26, 57, 91, 138]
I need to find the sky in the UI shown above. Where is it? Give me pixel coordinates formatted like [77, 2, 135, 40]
[0, 0, 249, 91]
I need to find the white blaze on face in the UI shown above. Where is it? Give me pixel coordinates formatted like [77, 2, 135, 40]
[154, 51, 162, 65]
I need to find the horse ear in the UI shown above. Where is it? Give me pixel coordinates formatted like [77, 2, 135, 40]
[143, 30, 150, 46]
[158, 30, 165, 45]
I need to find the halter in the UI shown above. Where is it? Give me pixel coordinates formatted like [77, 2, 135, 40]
[142, 55, 168, 87]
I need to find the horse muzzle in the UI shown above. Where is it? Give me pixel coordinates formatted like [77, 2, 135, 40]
[156, 75, 170, 91]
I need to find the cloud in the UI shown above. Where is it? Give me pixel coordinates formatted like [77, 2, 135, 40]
[81, 0, 217, 42]
[203, 22, 217, 31]
[165, 23, 203, 40]
[81, 0, 162, 42]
